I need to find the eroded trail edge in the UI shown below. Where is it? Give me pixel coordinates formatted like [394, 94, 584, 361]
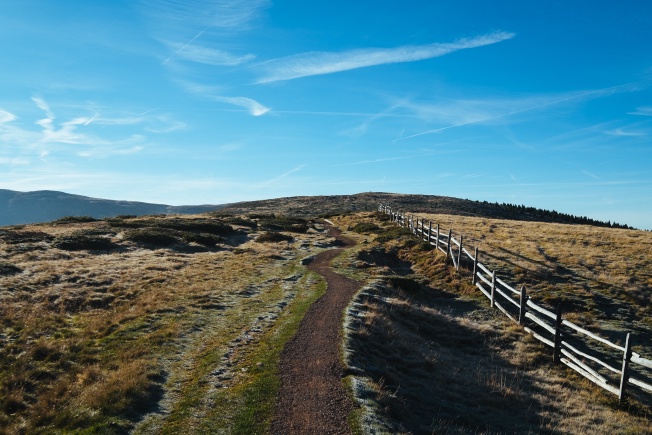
[270, 223, 360, 435]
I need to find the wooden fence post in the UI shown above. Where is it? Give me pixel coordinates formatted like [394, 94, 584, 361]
[436, 224, 440, 250]
[619, 333, 632, 402]
[457, 235, 463, 270]
[553, 305, 563, 364]
[472, 247, 478, 284]
[428, 221, 432, 244]
[518, 286, 527, 325]
[490, 270, 496, 308]
[446, 229, 452, 259]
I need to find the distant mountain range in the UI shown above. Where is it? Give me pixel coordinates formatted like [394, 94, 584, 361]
[0, 189, 633, 229]
[0, 190, 224, 227]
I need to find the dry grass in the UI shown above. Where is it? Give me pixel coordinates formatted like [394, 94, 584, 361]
[0, 214, 335, 433]
[334, 212, 652, 434]
[3, 205, 652, 434]
[411, 213, 652, 345]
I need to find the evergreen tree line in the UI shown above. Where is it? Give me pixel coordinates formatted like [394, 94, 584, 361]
[486, 201, 633, 229]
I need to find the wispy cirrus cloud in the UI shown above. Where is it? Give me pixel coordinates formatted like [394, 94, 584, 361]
[0, 109, 17, 124]
[210, 96, 270, 116]
[259, 164, 306, 186]
[393, 83, 640, 142]
[604, 127, 647, 137]
[141, 0, 268, 66]
[167, 41, 255, 66]
[629, 106, 652, 116]
[181, 81, 269, 116]
[254, 31, 515, 84]
[140, 0, 269, 33]
[0, 97, 188, 163]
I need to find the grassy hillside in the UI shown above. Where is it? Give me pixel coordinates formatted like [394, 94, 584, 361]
[0, 213, 334, 433]
[1, 196, 650, 433]
[330, 212, 652, 434]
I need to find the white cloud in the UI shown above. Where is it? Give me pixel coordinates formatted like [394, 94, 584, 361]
[605, 127, 647, 137]
[255, 31, 515, 83]
[629, 106, 652, 116]
[259, 164, 306, 186]
[0, 109, 17, 124]
[140, 0, 269, 32]
[393, 84, 639, 142]
[210, 95, 270, 116]
[168, 42, 255, 66]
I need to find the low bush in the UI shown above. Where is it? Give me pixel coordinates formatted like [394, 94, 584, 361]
[255, 232, 294, 243]
[52, 232, 116, 251]
[375, 226, 413, 243]
[225, 217, 258, 229]
[259, 216, 309, 233]
[0, 230, 54, 244]
[181, 232, 223, 247]
[0, 262, 22, 276]
[386, 276, 422, 293]
[108, 217, 234, 236]
[53, 216, 99, 224]
[123, 228, 179, 247]
[351, 222, 381, 234]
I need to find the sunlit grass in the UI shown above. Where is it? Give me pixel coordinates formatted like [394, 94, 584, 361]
[336, 212, 652, 434]
[0, 214, 333, 433]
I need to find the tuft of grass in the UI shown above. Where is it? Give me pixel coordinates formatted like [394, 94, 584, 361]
[53, 216, 99, 224]
[259, 216, 309, 233]
[52, 231, 116, 251]
[0, 262, 22, 276]
[255, 232, 293, 243]
[351, 222, 381, 234]
[123, 228, 180, 246]
[374, 226, 412, 244]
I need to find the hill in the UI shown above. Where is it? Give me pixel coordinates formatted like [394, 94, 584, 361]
[0, 190, 225, 227]
[1, 190, 633, 230]
[1, 195, 649, 433]
[221, 192, 633, 229]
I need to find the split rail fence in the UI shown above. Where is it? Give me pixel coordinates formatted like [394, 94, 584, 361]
[379, 203, 652, 403]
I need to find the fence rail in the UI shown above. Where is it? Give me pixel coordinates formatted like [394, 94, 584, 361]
[378, 203, 652, 403]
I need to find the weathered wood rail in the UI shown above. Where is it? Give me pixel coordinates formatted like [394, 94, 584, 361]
[379, 203, 652, 403]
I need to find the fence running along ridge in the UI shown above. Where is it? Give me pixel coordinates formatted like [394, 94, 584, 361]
[378, 204, 652, 403]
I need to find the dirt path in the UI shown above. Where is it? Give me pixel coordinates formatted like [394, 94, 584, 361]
[269, 224, 361, 434]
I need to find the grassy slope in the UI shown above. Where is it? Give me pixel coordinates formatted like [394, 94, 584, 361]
[0, 214, 334, 433]
[331, 212, 652, 434]
[2, 199, 651, 434]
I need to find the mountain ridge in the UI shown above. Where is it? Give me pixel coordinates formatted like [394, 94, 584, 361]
[0, 189, 225, 227]
[0, 189, 633, 229]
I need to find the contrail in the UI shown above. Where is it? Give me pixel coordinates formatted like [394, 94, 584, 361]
[162, 26, 210, 65]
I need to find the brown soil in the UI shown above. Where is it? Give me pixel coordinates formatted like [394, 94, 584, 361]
[269, 224, 360, 434]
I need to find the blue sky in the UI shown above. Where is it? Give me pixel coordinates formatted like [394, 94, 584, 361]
[1, 1, 651, 229]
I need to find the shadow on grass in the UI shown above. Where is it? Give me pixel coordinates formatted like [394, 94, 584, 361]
[346, 280, 558, 434]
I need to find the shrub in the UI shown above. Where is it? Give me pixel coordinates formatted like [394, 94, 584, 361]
[53, 216, 99, 224]
[259, 216, 309, 233]
[181, 232, 223, 247]
[386, 277, 422, 293]
[0, 262, 22, 276]
[108, 217, 234, 236]
[123, 228, 179, 247]
[52, 232, 116, 251]
[255, 232, 294, 243]
[375, 226, 413, 243]
[0, 230, 54, 244]
[351, 222, 381, 234]
[225, 217, 258, 229]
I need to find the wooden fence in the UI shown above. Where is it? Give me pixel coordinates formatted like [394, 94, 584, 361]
[378, 203, 652, 403]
